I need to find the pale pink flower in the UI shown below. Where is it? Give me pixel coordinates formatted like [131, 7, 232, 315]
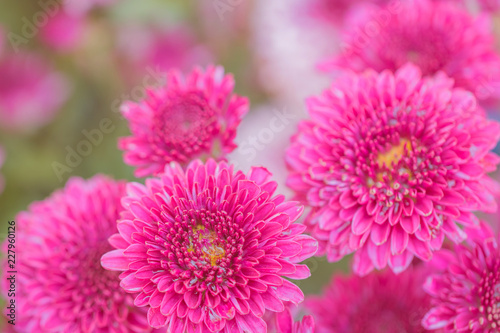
[286, 63, 500, 275]
[422, 222, 500, 332]
[322, 0, 500, 103]
[101, 159, 318, 332]
[117, 25, 212, 77]
[119, 65, 248, 177]
[0, 52, 69, 132]
[0, 175, 152, 332]
[306, 266, 440, 333]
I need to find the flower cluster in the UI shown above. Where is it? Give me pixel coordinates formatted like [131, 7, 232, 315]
[2, 0, 500, 332]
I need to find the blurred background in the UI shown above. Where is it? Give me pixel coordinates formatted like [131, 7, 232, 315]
[0, 0, 499, 313]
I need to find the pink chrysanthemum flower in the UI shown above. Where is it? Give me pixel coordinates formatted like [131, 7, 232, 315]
[286, 63, 500, 275]
[119, 66, 249, 177]
[0, 176, 153, 332]
[264, 304, 316, 333]
[422, 222, 500, 332]
[101, 159, 318, 332]
[306, 266, 439, 333]
[0, 52, 69, 132]
[322, 0, 500, 103]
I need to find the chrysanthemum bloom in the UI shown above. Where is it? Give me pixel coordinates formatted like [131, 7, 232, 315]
[101, 159, 318, 332]
[0, 52, 69, 132]
[0, 176, 153, 332]
[119, 66, 249, 177]
[264, 304, 315, 333]
[422, 222, 500, 332]
[286, 63, 500, 275]
[307, 266, 439, 333]
[322, 0, 500, 103]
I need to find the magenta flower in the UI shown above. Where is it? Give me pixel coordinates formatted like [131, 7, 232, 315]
[264, 304, 316, 333]
[0, 145, 4, 194]
[119, 65, 249, 177]
[0, 176, 152, 332]
[422, 222, 500, 332]
[39, 10, 85, 52]
[306, 266, 439, 333]
[101, 159, 318, 332]
[322, 0, 500, 103]
[286, 63, 500, 275]
[0, 52, 69, 132]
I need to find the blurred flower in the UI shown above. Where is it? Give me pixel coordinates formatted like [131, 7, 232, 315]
[0, 175, 153, 332]
[39, 10, 85, 52]
[0, 146, 4, 194]
[64, 0, 116, 16]
[422, 222, 500, 331]
[286, 63, 500, 275]
[119, 65, 249, 177]
[116, 25, 212, 79]
[322, 0, 500, 104]
[306, 266, 438, 333]
[0, 52, 69, 132]
[264, 304, 315, 333]
[478, 0, 500, 12]
[101, 159, 318, 332]
[251, 0, 335, 109]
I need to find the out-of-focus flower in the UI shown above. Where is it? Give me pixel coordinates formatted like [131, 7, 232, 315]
[101, 159, 318, 332]
[39, 10, 85, 52]
[322, 0, 500, 103]
[478, 0, 500, 12]
[119, 65, 248, 177]
[422, 222, 500, 332]
[0, 146, 4, 194]
[251, 0, 335, 109]
[264, 304, 315, 333]
[286, 63, 500, 275]
[0, 176, 153, 332]
[64, 0, 116, 15]
[117, 25, 212, 78]
[0, 52, 69, 132]
[306, 266, 439, 333]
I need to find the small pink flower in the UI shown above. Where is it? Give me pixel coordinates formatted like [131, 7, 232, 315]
[119, 65, 249, 177]
[286, 63, 500, 275]
[306, 266, 439, 333]
[0, 176, 152, 332]
[422, 222, 500, 331]
[322, 0, 500, 103]
[264, 304, 315, 333]
[101, 159, 318, 332]
[0, 52, 69, 132]
[39, 10, 85, 52]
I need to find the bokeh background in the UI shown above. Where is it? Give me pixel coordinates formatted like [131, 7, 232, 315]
[0, 0, 499, 322]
